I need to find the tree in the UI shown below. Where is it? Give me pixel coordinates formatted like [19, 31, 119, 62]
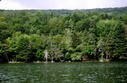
[36, 48, 44, 61]
[0, 9, 127, 62]
[0, 42, 3, 62]
[76, 30, 97, 60]
[0, 22, 10, 42]
[47, 35, 64, 62]
[96, 20, 126, 60]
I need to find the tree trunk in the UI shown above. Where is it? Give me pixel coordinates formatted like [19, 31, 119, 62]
[44, 50, 48, 63]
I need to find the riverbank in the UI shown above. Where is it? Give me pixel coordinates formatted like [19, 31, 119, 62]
[5, 59, 126, 64]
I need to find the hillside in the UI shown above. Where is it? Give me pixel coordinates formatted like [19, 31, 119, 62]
[0, 7, 127, 14]
[0, 7, 127, 62]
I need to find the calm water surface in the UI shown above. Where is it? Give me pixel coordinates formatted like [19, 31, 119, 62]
[0, 62, 127, 83]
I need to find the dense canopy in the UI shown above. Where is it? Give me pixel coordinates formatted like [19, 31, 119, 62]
[0, 7, 127, 62]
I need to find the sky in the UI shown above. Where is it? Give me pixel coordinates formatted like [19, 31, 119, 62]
[0, 0, 127, 10]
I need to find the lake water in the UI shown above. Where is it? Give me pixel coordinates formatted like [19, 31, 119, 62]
[0, 62, 127, 83]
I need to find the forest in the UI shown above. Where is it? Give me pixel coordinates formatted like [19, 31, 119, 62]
[0, 7, 127, 63]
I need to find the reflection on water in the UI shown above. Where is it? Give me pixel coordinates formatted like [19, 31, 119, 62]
[0, 62, 127, 83]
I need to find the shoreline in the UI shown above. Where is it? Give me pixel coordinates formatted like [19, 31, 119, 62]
[5, 59, 127, 64]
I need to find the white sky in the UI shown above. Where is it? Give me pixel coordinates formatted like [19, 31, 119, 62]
[0, 0, 127, 10]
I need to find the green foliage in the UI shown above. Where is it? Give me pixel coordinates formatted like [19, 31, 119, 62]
[6, 32, 30, 61]
[96, 20, 126, 59]
[0, 42, 3, 54]
[0, 9, 127, 62]
[36, 49, 44, 60]
[71, 52, 82, 61]
[48, 36, 64, 61]
[121, 14, 127, 24]
[6, 32, 45, 61]
[0, 22, 10, 42]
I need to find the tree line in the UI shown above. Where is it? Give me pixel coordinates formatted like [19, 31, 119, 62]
[0, 8, 127, 62]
